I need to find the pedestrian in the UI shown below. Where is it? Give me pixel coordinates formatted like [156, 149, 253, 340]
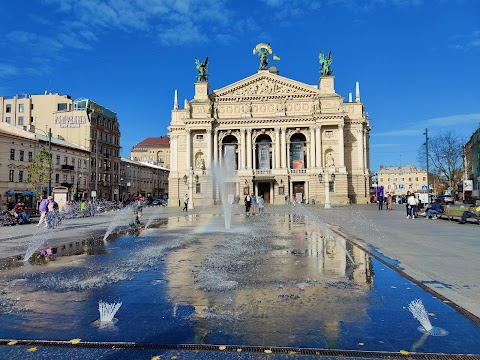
[407, 192, 418, 219]
[405, 191, 411, 218]
[80, 199, 87, 217]
[244, 193, 251, 214]
[37, 194, 49, 227]
[257, 195, 265, 213]
[46, 196, 58, 228]
[377, 194, 384, 210]
[387, 193, 393, 210]
[183, 194, 189, 212]
[88, 200, 95, 217]
[251, 193, 257, 215]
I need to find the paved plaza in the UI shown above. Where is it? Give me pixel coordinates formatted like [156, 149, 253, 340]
[1, 202, 479, 322]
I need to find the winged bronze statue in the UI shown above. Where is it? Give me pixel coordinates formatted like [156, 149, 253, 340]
[195, 56, 209, 82]
[319, 50, 333, 77]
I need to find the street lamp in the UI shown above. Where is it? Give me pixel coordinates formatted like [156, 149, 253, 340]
[320, 169, 335, 209]
[183, 170, 194, 210]
[423, 128, 430, 204]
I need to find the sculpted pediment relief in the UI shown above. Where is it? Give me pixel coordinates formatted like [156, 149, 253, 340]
[213, 73, 319, 99]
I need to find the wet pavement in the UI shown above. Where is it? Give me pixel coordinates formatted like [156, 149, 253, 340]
[0, 203, 479, 359]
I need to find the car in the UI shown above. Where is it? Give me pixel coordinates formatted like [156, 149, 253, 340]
[463, 197, 478, 205]
[436, 194, 455, 205]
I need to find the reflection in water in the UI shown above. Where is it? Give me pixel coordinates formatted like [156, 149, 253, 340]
[164, 213, 373, 347]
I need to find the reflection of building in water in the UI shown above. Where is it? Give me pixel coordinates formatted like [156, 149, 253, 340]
[163, 214, 374, 346]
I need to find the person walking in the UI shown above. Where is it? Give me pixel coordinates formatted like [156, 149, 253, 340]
[257, 195, 265, 213]
[405, 191, 411, 218]
[251, 193, 257, 215]
[387, 193, 393, 210]
[377, 194, 384, 210]
[244, 193, 251, 215]
[46, 196, 58, 228]
[80, 199, 88, 217]
[407, 192, 418, 219]
[37, 195, 49, 227]
[183, 194, 189, 212]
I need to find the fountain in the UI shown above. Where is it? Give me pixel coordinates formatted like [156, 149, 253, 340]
[94, 301, 122, 326]
[145, 205, 164, 229]
[212, 147, 236, 230]
[408, 299, 448, 336]
[103, 205, 135, 242]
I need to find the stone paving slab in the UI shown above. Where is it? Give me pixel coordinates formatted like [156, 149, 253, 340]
[0, 203, 478, 321]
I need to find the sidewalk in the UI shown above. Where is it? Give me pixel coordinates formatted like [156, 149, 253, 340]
[1, 203, 479, 320]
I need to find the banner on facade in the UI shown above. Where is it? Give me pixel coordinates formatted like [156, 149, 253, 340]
[224, 145, 236, 172]
[376, 186, 384, 198]
[290, 142, 304, 169]
[258, 143, 270, 170]
[464, 180, 473, 191]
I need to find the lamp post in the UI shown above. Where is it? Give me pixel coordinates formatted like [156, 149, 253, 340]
[423, 128, 430, 204]
[183, 169, 194, 210]
[320, 169, 335, 209]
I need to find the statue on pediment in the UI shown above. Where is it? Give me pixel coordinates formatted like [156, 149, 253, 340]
[253, 43, 272, 70]
[311, 97, 321, 114]
[195, 56, 209, 82]
[319, 50, 333, 77]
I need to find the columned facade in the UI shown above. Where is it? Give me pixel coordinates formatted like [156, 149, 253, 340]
[168, 67, 371, 207]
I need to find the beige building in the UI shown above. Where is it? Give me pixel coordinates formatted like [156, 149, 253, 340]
[0, 122, 90, 210]
[377, 164, 428, 195]
[120, 157, 169, 200]
[168, 64, 371, 207]
[0, 94, 121, 200]
[130, 136, 171, 169]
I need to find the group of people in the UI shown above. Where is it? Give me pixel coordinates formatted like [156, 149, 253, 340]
[79, 199, 96, 218]
[376, 193, 394, 210]
[37, 195, 60, 228]
[12, 202, 30, 223]
[244, 193, 265, 215]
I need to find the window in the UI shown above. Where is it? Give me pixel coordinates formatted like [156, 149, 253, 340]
[71, 175, 75, 183]
[394, 177, 397, 182]
[196, 134, 204, 140]
[6, 104, 11, 113]
[415, 177, 418, 181]
[28, 151, 32, 162]
[78, 159, 81, 168]
[18, 171, 23, 182]
[64, 156, 68, 165]
[401, 177, 405, 182]
[55, 174, 60, 183]
[57, 103, 68, 111]
[9, 170, 14, 182]
[6, 116, 11, 124]
[56, 155, 60, 165]
[20, 150, 24, 161]
[329, 180, 335, 192]
[71, 157, 75, 165]
[380, 177, 383, 182]
[18, 116, 24, 125]
[10, 149, 15, 160]
[63, 175, 67, 182]
[423, 176, 426, 181]
[19, 103, 24, 112]
[408, 177, 412, 182]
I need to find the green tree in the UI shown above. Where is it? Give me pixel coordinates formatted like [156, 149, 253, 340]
[26, 148, 52, 196]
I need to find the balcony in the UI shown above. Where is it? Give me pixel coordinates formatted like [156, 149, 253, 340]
[289, 169, 307, 174]
[61, 164, 75, 171]
[60, 182, 74, 188]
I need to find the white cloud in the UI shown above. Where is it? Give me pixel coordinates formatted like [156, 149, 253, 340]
[449, 30, 480, 51]
[0, 63, 20, 78]
[370, 143, 402, 148]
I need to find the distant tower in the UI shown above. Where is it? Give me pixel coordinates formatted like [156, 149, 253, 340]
[348, 92, 352, 102]
[174, 89, 178, 110]
[355, 81, 361, 102]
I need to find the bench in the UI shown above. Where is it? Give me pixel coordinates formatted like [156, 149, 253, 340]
[436, 205, 480, 224]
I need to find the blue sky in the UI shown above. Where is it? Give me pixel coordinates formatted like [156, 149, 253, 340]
[1, 0, 479, 172]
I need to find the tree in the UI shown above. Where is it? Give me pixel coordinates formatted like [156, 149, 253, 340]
[417, 130, 465, 190]
[26, 148, 52, 196]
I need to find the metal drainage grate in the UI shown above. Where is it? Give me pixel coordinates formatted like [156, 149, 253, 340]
[1, 340, 479, 359]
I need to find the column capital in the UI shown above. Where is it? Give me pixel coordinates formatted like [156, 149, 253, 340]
[338, 123, 344, 130]
[247, 128, 252, 134]
[186, 128, 191, 134]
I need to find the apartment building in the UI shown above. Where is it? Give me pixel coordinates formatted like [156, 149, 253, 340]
[377, 164, 428, 195]
[131, 136, 170, 169]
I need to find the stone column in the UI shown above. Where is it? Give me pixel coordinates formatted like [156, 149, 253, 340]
[252, 137, 256, 171]
[186, 129, 191, 171]
[171, 135, 177, 172]
[275, 127, 280, 169]
[281, 128, 287, 168]
[363, 129, 367, 174]
[240, 129, 246, 170]
[338, 123, 345, 168]
[206, 130, 212, 170]
[286, 137, 290, 169]
[247, 129, 252, 169]
[357, 127, 364, 170]
[315, 126, 322, 168]
[213, 130, 218, 166]
[310, 127, 316, 169]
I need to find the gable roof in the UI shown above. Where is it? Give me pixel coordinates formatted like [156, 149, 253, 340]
[132, 136, 170, 150]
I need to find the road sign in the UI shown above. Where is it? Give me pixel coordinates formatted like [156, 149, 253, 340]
[398, 184, 404, 190]
[422, 185, 428, 190]
[448, 187, 453, 192]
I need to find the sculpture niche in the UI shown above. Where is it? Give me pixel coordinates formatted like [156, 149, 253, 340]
[195, 57, 209, 82]
[319, 50, 333, 77]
